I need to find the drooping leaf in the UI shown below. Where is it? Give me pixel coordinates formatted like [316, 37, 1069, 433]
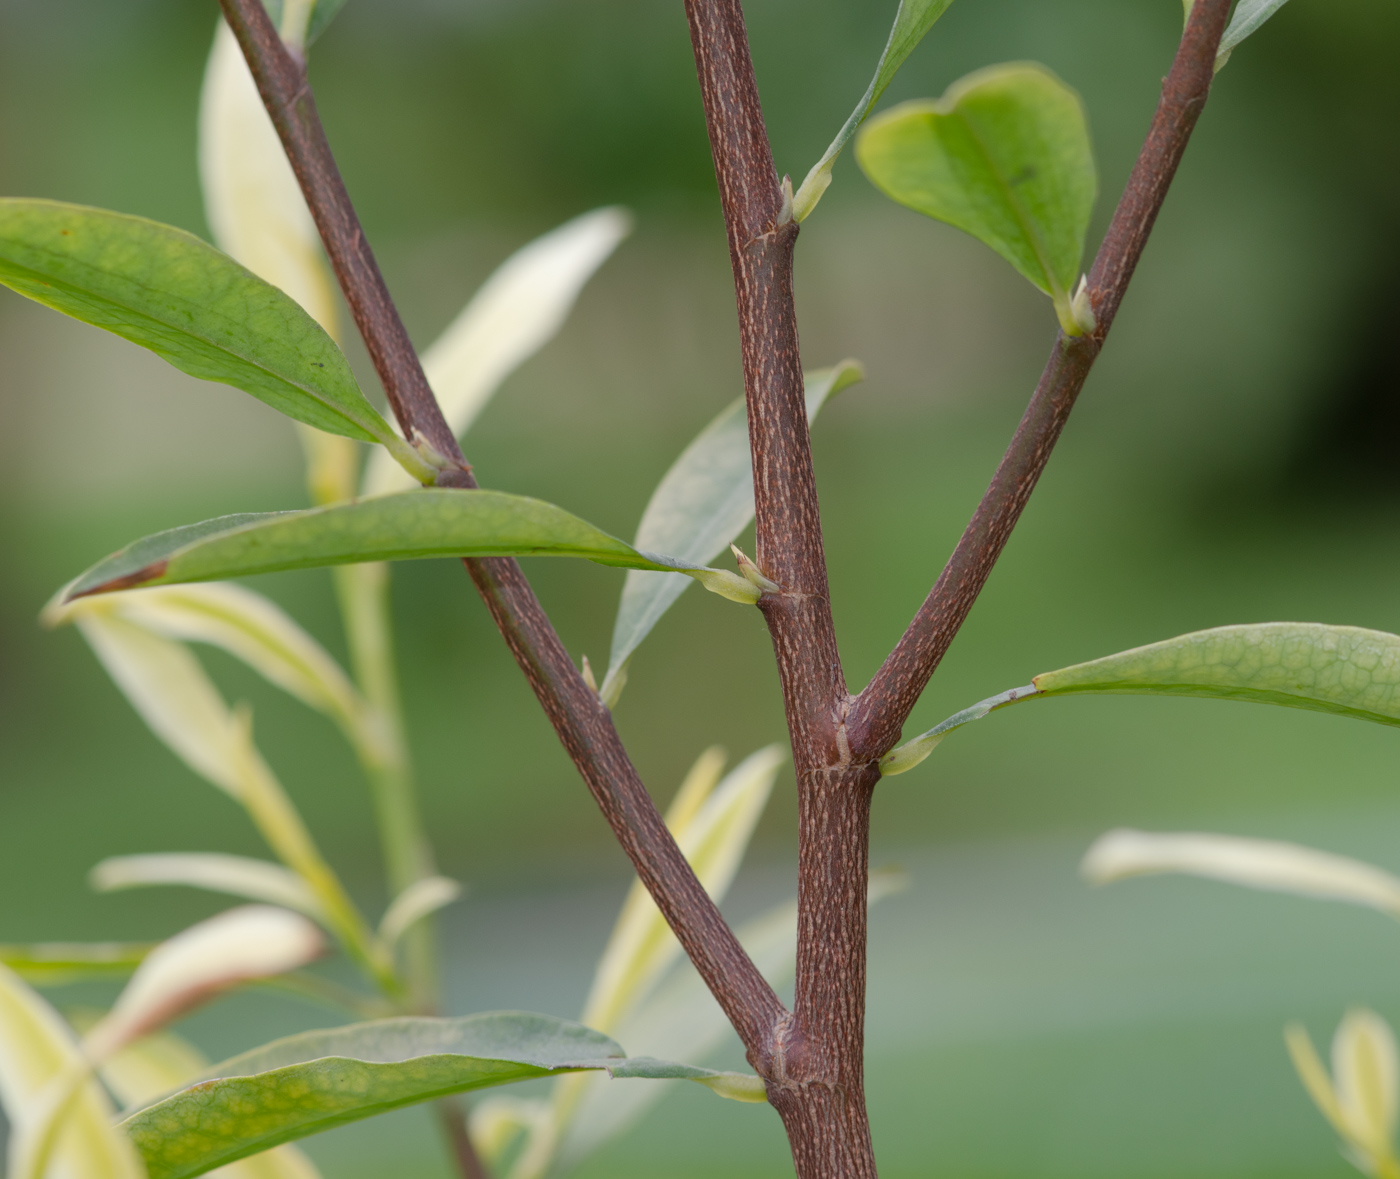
[0, 199, 429, 478]
[882, 623, 1400, 777]
[97, 1026, 324, 1179]
[601, 362, 863, 701]
[0, 962, 147, 1179]
[84, 907, 326, 1063]
[91, 854, 328, 925]
[63, 490, 758, 604]
[120, 1013, 739, 1179]
[48, 584, 365, 738]
[856, 63, 1097, 333]
[1082, 829, 1400, 918]
[792, 0, 957, 221]
[1216, 0, 1293, 68]
[363, 208, 633, 497]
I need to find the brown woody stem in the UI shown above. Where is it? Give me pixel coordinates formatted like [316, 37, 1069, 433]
[683, 0, 876, 1174]
[216, 0, 783, 1082]
[849, 0, 1235, 757]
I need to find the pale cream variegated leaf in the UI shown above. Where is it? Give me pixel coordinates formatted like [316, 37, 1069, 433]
[379, 876, 464, 948]
[582, 746, 782, 1034]
[1082, 829, 1400, 917]
[548, 868, 907, 1174]
[73, 612, 243, 795]
[91, 854, 328, 925]
[200, 20, 338, 334]
[84, 907, 325, 1063]
[362, 207, 632, 497]
[98, 1027, 322, 1179]
[51, 584, 366, 739]
[0, 962, 145, 1179]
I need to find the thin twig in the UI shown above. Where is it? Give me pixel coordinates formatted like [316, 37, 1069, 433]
[849, 0, 1235, 757]
[683, 2, 877, 1175]
[216, 0, 783, 1068]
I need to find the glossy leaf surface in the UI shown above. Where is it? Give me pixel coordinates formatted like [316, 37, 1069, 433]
[121, 1013, 735, 1179]
[601, 362, 862, 699]
[793, 0, 956, 220]
[0, 200, 418, 462]
[65, 490, 744, 600]
[856, 64, 1095, 330]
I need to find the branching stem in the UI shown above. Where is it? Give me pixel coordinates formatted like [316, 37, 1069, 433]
[849, 0, 1235, 757]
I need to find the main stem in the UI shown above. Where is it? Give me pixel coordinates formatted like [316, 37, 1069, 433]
[683, 1, 876, 1174]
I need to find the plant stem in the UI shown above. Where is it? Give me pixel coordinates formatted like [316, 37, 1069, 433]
[218, 0, 782, 1067]
[682, 1, 875, 1174]
[333, 561, 442, 1008]
[849, 0, 1235, 758]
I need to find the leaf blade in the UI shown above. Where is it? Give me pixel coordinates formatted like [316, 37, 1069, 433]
[65, 490, 736, 600]
[0, 199, 412, 457]
[856, 63, 1096, 329]
[120, 1013, 723, 1179]
[792, 0, 956, 221]
[602, 362, 862, 698]
[91, 854, 328, 924]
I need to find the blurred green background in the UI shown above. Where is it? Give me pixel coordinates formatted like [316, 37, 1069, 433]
[3, 0, 1400, 1175]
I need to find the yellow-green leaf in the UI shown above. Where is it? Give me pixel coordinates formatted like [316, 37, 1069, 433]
[856, 63, 1096, 332]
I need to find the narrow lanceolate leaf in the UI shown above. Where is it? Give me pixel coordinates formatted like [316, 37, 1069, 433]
[856, 63, 1097, 334]
[48, 583, 365, 737]
[883, 623, 1400, 778]
[1216, 0, 1293, 68]
[0, 200, 428, 477]
[0, 943, 153, 986]
[792, 0, 956, 221]
[120, 1013, 728, 1179]
[601, 362, 863, 701]
[379, 877, 463, 948]
[64, 489, 758, 604]
[92, 854, 328, 924]
[1081, 830, 1400, 918]
[582, 747, 783, 1034]
[363, 208, 632, 497]
[0, 962, 146, 1179]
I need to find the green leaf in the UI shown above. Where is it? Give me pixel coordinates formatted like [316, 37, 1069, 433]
[257, 0, 348, 46]
[1216, 0, 1293, 67]
[120, 1013, 745, 1179]
[882, 623, 1400, 777]
[856, 63, 1097, 333]
[64, 489, 755, 603]
[0, 200, 425, 474]
[0, 943, 153, 986]
[600, 362, 863, 702]
[792, 0, 956, 221]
